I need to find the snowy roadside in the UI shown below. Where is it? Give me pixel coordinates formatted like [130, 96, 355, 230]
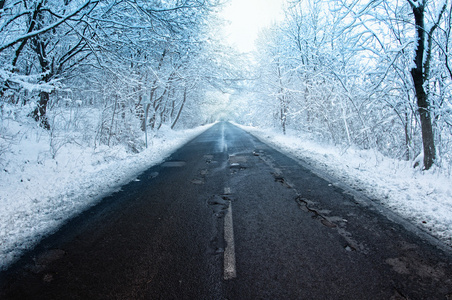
[0, 123, 214, 270]
[236, 124, 452, 248]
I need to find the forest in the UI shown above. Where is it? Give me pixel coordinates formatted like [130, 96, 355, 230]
[236, 0, 452, 173]
[1, 0, 452, 172]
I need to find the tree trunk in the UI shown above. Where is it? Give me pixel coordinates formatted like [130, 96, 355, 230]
[107, 95, 118, 146]
[404, 109, 410, 161]
[32, 91, 50, 130]
[409, 1, 436, 170]
[141, 103, 151, 131]
[280, 96, 287, 135]
[171, 87, 187, 129]
[411, 68, 435, 169]
[277, 59, 287, 135]
[141, 49, 167, 131]
[30, 10, 53, 130]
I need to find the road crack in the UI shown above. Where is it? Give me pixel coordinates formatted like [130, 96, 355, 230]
[259, 150, 367, 253]
[294, 195, 335, 227]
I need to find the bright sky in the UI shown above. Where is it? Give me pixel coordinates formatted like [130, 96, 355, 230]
[221, 0, 285, 53]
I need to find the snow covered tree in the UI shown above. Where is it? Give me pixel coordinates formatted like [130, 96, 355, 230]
[407, 0, 447, 169]
[0, 0, 100, 128]
[248, 0, 451, 170]
[1, 0, 224, 141]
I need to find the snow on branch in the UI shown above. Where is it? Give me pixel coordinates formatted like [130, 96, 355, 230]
[0, 0, 98, 53]
[407, 0, 424, 9]
[0, 68, 59, 92]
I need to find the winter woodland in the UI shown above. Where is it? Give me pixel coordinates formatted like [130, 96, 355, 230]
[1, 0, 242, 150]
[1, 0, 451, 170]
[235, 0, 452, 173]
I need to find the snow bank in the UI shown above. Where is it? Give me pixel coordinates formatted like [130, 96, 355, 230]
[0, 121, 213, 270]
[237, 124, 452, 248]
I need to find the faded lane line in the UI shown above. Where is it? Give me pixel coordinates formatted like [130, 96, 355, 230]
[218, 122, 228, 153]
[224, 187, 231, 195]
[224, 199, 236, 280]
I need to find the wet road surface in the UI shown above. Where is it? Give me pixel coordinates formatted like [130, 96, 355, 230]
[1, 122, 452, 299]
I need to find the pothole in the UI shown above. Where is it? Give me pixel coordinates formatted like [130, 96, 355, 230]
[272, 173, 292, 188]
[344, 245, 356, 252]
[34, 249, 66, 266]
[229, 155, 248, 171]
[321, 219, 337, 228]
[204, 154, 215, 164]
[191, 178, 204, 185]
[207, 195, 231, 218]
[209, 236, 224, 255]
[43, 273, 54, 283]
[253, 150, 264, 156]
[162, 161, 186, 167]
[148, 172, 159, 179]
[229, 155, 247, 164]
[30, 249, 66, 273]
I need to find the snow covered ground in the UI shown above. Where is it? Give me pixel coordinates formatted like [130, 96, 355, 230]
[237, 124, 452, 249]
[0, 120, 213, 270]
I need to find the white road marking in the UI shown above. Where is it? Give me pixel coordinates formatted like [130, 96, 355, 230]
[218, 123, 228, 153]
[224, 200, 237, 280]
[224, 187, 231, 195]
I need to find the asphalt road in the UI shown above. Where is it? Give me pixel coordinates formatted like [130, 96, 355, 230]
[1, 122, 452, 299]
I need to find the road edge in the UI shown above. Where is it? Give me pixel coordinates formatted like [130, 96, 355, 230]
[236, 123, 452, 257]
